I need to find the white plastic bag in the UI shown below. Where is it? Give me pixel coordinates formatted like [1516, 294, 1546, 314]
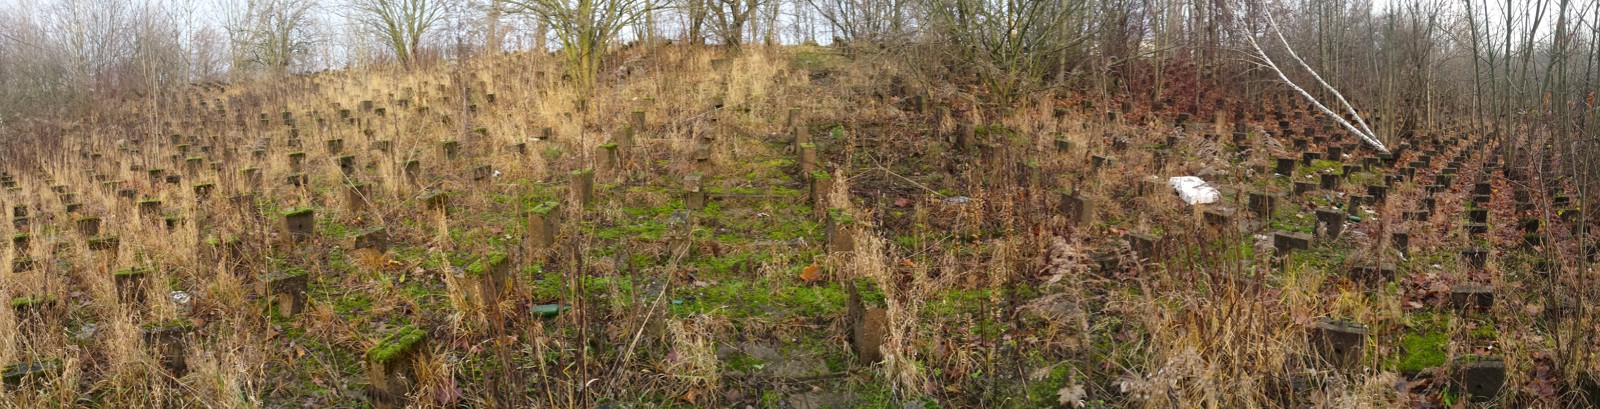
[1167, 176, 1219, 205]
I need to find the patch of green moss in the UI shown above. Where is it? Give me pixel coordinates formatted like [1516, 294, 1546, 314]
[1301, 159, 1343, 175]
[283, 208, 313, 218]
[367, 325, 427, 362]
[923, 288, 998, 317]
[723, 352, 765, 372]
[321, 218, 355, 239]
[669, 275, 848, 319]
[331, 292, 375, 316]
[761, 158, 795, 168]
[428, 250, 474, 271]
[114, 267, 148, 277]
[203, 235, 239, 247]
[595, 215, 669, 241]
[975, 124, 1018, 138]
[784, 283, 849, 317]
[10, 295, 53, 308]
[466, 252, 508, 276]
[139, 319, 193, 332]
[1026, 364, 1076, 407]
[1470, 323, 1497, 341]
[278, 268, 309, 279]
[1395, 331, 1448, 374]
[527, 201, 559, 215]
[828, 208, 853, 224]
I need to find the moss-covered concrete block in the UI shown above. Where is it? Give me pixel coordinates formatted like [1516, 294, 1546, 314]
[366, 325, 427, 407]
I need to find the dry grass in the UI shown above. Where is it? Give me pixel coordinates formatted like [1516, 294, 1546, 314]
[0, 43, 1594, 408]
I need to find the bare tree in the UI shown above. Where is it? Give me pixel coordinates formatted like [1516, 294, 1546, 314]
[224, 0, 320, 77]
[922, 0, 1091, 104]
[683, 0, 711, 45]
[486, 0, 506, 52]
[187, 25, 229, 81]
[708, 0, 760, 50]
[803, 0, 910, 44]
[503, 0, 654, 89]
[350, 0, 447, 68]
[0, 4, 74, 121]
[0, 0, 145, 119]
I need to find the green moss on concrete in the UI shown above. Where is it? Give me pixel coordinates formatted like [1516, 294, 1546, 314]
[828, 208, 853, 224]
[367, 325, 427, 363]
[527, 201, 560, 215]
[10, 295, 53, 309]
[466, 252, 508, 276]
[114, 267, 148, 277]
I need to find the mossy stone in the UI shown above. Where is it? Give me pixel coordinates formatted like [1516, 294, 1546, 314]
[527, 201, 560, 215]
[367, 326, 427, 363]
[114, 267, 148, 277]
[465, 252, 508, 276]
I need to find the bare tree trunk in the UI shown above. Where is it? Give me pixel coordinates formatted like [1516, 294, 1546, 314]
[488, 0, 503, 52]
[687, 0, 707, 45]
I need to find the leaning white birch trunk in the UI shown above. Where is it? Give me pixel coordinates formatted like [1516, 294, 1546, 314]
[1264, 11, 1378, 140]
[1240, 20, 1389, 153]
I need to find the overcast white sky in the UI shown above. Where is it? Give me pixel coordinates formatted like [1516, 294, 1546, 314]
[0, 0, 1581, 69]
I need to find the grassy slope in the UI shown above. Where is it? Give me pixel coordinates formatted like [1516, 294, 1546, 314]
[0, 45, 1590, 408]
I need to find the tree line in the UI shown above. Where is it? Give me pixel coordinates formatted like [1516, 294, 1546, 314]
[0, 0, 1597, 156]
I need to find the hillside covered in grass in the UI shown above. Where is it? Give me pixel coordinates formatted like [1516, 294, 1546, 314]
[0, 43, 1593, 408]
[3, 0, 1600, 404]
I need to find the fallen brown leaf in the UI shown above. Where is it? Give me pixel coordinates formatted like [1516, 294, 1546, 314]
[799, 263, 822, 284]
